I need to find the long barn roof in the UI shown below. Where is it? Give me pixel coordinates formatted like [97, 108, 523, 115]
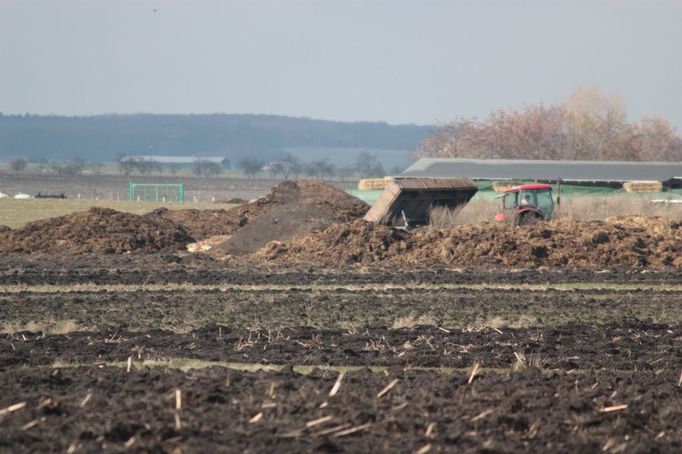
[401, 158, 682, 182]
[123, 155, 227, 164]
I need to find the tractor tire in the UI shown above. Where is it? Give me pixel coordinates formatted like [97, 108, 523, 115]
[515, 212, 542, 227]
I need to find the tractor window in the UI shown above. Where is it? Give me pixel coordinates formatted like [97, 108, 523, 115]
[536, 189, 553, 211]
[503, 192, 517, 209]
[518, 190, 537, 207]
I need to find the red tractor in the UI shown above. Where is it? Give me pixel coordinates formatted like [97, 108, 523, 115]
[494, 183, 556, 226]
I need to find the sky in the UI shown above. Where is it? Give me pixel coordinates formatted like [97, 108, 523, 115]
[1, 0, 681, 128]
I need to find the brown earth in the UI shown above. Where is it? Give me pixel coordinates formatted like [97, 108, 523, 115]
[200, 180, 369, 255]
[210, 203, 345, 256]
[152, 207, 249, 239]
[0, 181, 368, 255]
[2, 179, 681, 268]
[148, 180, 368, 245]
[2, 366, 679, 453]
[4, 322, 680, 371]
[3, 252, 676, 286]
[151, 180, 369, 256]
[259, 216, 682, 269]
[250, 180, 369, 221]
[0, 208, 193, 254]
[147, 180, 362, 241]
[1, 257, 680, 452]
[256, 219, 410, 263]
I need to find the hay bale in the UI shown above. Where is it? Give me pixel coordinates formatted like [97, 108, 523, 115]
[623, 181, 663, 193]
[358, 177, 394, 190]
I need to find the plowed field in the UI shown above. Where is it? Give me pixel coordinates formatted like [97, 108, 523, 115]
[1, 255, 680, 452]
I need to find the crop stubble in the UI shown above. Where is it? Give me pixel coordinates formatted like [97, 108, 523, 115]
[0, 257, 680, 452]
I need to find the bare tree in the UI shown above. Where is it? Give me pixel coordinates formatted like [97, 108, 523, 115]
[355, 152, 384, 177]
[9, 157, 28, 172]
[415, 87, 682, 162]
[193, 159, 222, 177]
[282, 153, 302, 179]
[238, 158, 264, 178]
[304, 159, 335, 179]
[269, 162, 287, 179]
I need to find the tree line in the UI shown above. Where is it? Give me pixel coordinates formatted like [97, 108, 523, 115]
[415, 88, 682, 162]
[0, 113, 429, 162]
[237, 151, 387, 180]
[7, 151, 391, 180]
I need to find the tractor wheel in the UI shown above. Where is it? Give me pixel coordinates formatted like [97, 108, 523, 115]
[515, 212, 542, 227]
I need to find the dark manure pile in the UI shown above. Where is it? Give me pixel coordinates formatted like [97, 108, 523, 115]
[258, 216, 682, 269]
[0, 207, 193, 254]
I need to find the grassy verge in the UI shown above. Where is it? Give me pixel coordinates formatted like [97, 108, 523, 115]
[0, 199, 232, 229]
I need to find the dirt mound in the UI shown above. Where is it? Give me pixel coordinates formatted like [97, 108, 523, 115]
[256, 219, 412, 263]
[204, 181, 369, 255]
[409, 216, 682, 268]
[152, 208, 248, 240]
[258, 216, 682, 268]
[158, 181, 368, 243]
[260, 180, 369, 220]
[213, 203, 343, 256]
[0, 207, 193, 254]
[241, 179, 367, 223]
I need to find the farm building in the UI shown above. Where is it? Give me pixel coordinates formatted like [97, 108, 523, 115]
[401, 158, 682, 186]
[349, 158, 682, 204]
[122, 155, 231, 168]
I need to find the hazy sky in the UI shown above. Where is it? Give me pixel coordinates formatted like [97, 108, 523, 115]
[1, 0, 681, 128]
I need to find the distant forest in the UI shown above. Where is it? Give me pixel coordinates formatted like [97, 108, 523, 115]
[0, 113, 430, 163]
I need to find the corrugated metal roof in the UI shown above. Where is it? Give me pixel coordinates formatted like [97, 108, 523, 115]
[402, 158, 682, 182]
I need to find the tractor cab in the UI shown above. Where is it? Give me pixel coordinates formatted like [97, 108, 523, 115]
[494, 184, 555, 225]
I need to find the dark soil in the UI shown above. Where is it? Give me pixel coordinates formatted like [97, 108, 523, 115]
[151, 207, 249, 240]
[3, 322, 680, 372]
[206, 180, 370, 255]
[261, 216, 682, 269]
[213, 203, 348, 256]
[0, 180, 369, 254]
[0, 255, 680, 452]
[4, 283, 682, 335]
[245, 180, 368, 221]
[1, 253, 681, 286]
[0, 366, 679, 453]
[0, 208, 193, 254]
[256, 218, 409, 262]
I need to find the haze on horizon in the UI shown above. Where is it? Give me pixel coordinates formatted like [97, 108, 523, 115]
[1, 0, 681, 129]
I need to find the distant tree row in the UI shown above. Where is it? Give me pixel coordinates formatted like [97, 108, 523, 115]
[8, 156, 92, 176]
[0, 113, 429, 162]
[116, 156, 223, 177]
[8, 151, 394, 180]
[118, 158, 164, 176]
[415, 88, 682, 162]
[238, 151, 387, 180]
